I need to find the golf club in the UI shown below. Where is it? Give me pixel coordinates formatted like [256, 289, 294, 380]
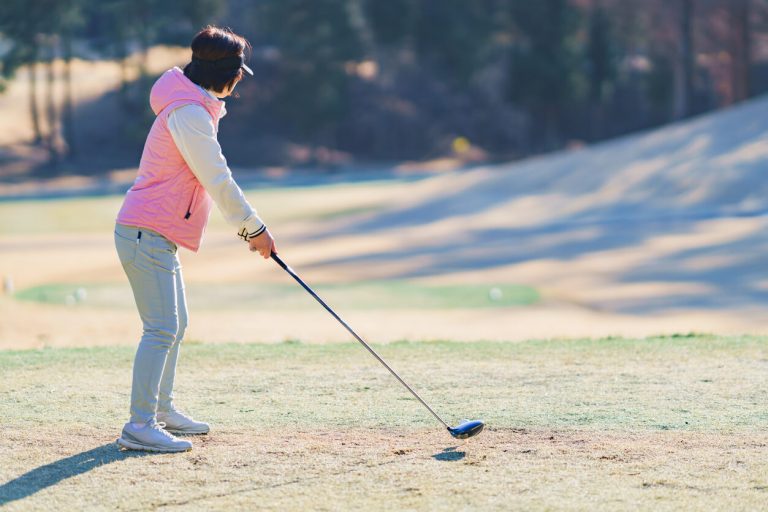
[271, 252, 484, 439]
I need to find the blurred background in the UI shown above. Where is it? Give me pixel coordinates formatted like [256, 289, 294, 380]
[1, 0, 766, 174]
[1, 0, 768, 348]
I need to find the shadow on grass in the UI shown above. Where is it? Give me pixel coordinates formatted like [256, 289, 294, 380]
[0, 443, 154, 506]
[432, 446, 466, 461]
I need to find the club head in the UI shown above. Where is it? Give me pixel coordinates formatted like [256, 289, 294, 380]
[448, 419, 485, 439]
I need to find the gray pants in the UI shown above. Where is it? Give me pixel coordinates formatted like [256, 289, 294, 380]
[114, 223, 187, 423]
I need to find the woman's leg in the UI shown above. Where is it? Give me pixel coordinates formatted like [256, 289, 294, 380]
[157, 260, 188, 413]
[115, 225, 181, 424]
[154, 258, 210, 435]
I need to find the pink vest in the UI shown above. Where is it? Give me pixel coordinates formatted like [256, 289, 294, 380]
[116, 67, 225, 252]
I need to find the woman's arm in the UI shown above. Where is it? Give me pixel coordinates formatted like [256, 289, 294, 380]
[167, 104, 266, 242]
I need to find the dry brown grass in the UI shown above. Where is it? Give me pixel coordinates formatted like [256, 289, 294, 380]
[3, 426, 766, 511]
[1, 337, 766, 510]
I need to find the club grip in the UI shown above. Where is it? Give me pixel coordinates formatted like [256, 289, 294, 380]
[270, 251, 288, 270]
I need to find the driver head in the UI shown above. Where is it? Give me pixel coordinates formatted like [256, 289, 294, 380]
[448, 420, 485, 439]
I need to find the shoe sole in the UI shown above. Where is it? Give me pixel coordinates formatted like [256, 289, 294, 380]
[164, 428, 209, 435]
[116, 437, 192, 453]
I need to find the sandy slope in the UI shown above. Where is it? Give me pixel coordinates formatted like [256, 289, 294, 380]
[293, 97, 768, 327]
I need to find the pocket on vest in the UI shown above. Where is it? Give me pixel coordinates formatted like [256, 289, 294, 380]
[184, 184, 201, 220]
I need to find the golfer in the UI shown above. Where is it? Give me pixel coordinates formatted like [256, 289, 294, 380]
[114, 26, 274, 452]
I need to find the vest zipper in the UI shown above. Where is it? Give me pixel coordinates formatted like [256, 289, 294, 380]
[185, 185, 200, 220]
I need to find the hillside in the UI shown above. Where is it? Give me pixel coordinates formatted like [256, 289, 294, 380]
[304, 95, 768, 315]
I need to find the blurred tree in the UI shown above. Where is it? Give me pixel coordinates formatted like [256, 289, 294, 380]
[505, 0, 585, 149]
[95, 0, 163, 107]
[44, 34, 59, 165]
[91, 0, 225, 109]
[364, 0, 417, 46]
[180, 0, 227, 30]
[674, 0, 695, 119]
[345, 0, 375, 55]
[34, 1, 72, 166]
[257, 0, 363, 150]
[0, 0, 78, 164]
[0, 0, 51, 145]
[59, 0, 85, 159]
[26, 0, 80, 164]
[730, 0, 752, 102]
[84, 1, 134, 107]
[412, 0, 497, 86]
[2, 0, 768, 167]
[586, 0, 616, 140]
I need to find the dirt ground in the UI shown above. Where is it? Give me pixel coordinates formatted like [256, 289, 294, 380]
[1, 337, 766, 510]
[2, 426, 766, 511]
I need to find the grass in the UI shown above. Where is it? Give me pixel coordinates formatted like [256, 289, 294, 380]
[1, 336, 767, 510]
[13, 281, 538, 310]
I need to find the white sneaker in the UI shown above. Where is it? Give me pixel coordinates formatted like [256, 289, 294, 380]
[116, 420, 193, 452]
[157, 409, 210, 435]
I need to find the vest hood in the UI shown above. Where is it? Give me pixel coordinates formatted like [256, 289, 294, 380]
[149, 67, 225, 119]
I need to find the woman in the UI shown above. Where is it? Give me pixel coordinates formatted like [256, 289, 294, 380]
[114, 26, 275, 452]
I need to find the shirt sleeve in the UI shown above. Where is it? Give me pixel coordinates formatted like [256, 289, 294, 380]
[167, 104, 266, 241]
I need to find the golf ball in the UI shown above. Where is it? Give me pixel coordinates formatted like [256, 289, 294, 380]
[75, 287, 88, 302]
[489, 287, 503, 301]
[2, 276, 13, 295]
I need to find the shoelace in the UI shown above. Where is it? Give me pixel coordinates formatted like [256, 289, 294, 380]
[149, 421, 177, 439]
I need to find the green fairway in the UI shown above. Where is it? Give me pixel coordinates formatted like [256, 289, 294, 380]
[13, 281, 538, 310]
[1, 336, 767, 510]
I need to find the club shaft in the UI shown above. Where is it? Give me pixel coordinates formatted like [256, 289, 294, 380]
[271, 252, 450, 430]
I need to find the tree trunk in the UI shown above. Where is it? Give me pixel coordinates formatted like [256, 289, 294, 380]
[137, 13, 151, 96]
[540, 104, 559, 152]
[587, 1, 610, 141]
[731, 0, 751, 102]
[120, 56, 130, 107]
[116, 36, 131, 110]
[62, 33, 76, 159]
[673, 0, 694, 119]
[590, 103, 605, 142]
[28, 44, 43, 145]
[45, 40, 60, 167]
[139, 45, 150, 92]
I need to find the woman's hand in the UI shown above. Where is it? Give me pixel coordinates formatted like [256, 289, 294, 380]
[248, 229, 276, 259]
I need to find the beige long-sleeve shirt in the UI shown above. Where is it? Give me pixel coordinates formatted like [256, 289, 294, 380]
[167, 91, 265, 241]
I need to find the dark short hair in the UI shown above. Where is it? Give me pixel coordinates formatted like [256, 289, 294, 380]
[183, 26, 251, 94]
